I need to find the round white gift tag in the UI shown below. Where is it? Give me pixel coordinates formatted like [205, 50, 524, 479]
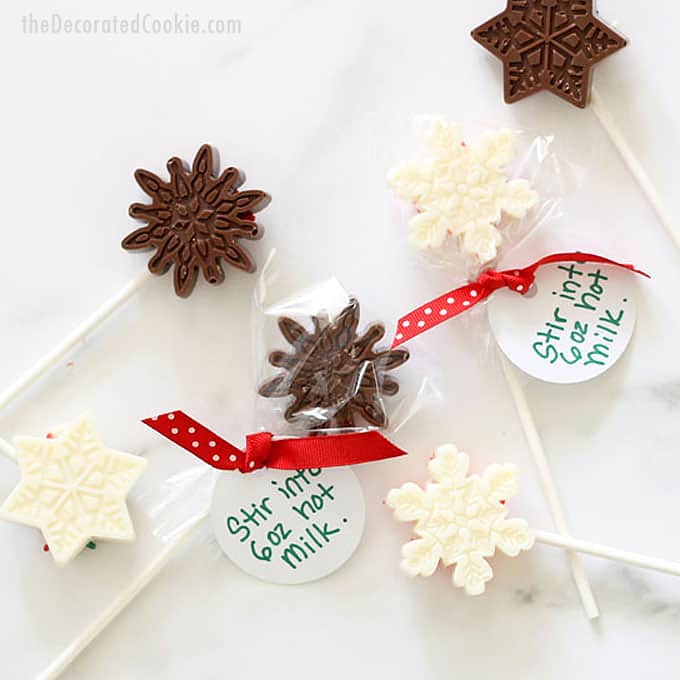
[488, 262, 637, 383]
[210, 466, 365, 585]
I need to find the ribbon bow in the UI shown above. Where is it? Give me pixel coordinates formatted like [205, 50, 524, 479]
[392, 252, 649, 347]
[476, 269, 532, 293]
[143, 411, 407, 472]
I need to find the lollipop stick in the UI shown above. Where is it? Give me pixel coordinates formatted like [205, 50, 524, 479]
[0, 270, 154, 413]
[37, 512, 207, 680]
[591, 87, 680, 251]
[500, 354, 599, 619]
[0, 438, 16, 461]
[535, 529, 680, 579]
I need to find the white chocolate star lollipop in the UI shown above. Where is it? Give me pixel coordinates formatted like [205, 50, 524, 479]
[0, 416, 146, 566]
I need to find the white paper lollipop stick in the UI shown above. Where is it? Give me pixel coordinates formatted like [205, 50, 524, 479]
[500, 354, 599, 619]
[0, 438, 16, 461]
[38, 511, 207, 680]
[591, 87, 680, 251]
[0, 270, 154, 413]
[535, 530, 680, 578]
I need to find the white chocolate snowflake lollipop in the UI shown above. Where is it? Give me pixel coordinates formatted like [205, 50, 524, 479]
[386, 444, 533, 595]
[388, 444, 680, 599]
[388, 121, 538, 263]
[0, 416, 147, 566]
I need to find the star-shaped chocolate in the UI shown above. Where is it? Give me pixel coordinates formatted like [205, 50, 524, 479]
[471, 0, 627, 108]
[0, 417, 146, 566]
[123, 144, 270, 297]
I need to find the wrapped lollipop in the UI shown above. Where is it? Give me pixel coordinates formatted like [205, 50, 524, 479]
[257, 296, 410, 432]
[387, 443, 680, 596]
[388, 120, 540, 267]
[137, 278, 423, 585]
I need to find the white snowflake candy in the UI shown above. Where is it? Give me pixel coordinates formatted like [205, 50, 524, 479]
[387, 121, 538, 263]
[0, 416, 147, 566]
[386, 444, 534, 595]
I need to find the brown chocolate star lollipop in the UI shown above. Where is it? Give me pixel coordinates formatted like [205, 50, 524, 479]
[258, 298, 410, 430]
[122, 144, 270, 297]
[471, 0, 627, 108]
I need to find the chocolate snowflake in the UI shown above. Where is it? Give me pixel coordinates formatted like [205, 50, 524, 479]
[258, 299, 410, 430]
[122, 144, 269, 297]
[472, 0, 627, 108]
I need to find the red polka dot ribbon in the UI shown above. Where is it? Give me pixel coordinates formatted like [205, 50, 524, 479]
[392, 252, 649, 348]
[142, 411, 407, 472]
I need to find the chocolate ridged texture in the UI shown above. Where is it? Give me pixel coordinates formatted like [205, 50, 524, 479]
[471, 0, 626, 109]
[122, 144, 270, 297]
[258, 298, 410, 430]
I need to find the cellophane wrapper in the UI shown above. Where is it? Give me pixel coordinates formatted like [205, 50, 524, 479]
[253, 259, 438, 437]
[388, 118, 566, 281]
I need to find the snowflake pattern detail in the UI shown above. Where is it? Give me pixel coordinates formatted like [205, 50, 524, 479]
[123, 144, 269, 298]
[471, 0, 627, 108]
[259, 298, 409, 430]
[0, 417, 147, 566]
[388, 121, 538, 264]
[386, 444, 534, 595]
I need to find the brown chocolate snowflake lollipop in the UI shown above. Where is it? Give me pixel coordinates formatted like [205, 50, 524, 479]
[122, 144, 269, 297]
[471, 1, 627, 109]
[258, 299, 410, 430]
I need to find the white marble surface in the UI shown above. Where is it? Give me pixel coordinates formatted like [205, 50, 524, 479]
[2, 0, 680, 677]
